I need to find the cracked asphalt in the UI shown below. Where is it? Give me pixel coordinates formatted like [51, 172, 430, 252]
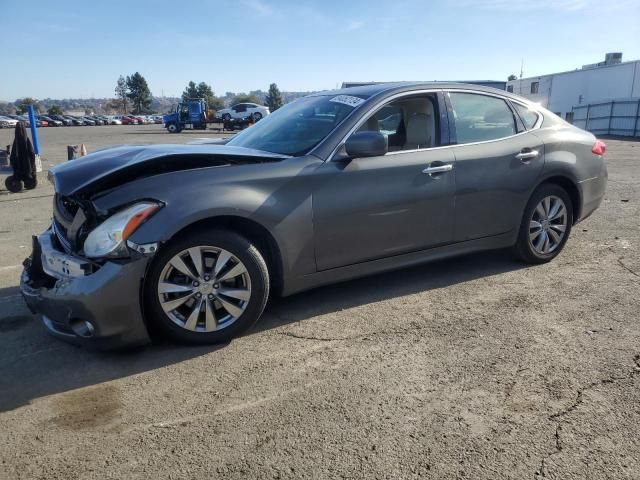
[0, 126, 639, 479]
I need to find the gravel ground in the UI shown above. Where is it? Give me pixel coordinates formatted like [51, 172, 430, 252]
[0, 126, 638, 479]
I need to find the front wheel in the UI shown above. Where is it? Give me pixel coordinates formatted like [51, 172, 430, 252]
[145, 229, 270, 344]
[166, 122, 179, 133]
[513, 184, 573, 264]
[253, 112, 263, 121]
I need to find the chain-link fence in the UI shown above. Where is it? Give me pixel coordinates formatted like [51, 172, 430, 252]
[572, 98, 640, 137]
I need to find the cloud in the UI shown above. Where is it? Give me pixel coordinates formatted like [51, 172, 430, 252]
[344, 20, 365, 32]
[241, 0, 273, 16]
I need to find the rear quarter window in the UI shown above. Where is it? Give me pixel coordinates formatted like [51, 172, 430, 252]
[512, 102, 540, 130]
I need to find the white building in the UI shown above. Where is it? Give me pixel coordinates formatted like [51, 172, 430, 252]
[506, 53, 640, 123]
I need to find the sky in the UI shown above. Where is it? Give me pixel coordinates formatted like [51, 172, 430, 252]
[1, 0, 639, 101]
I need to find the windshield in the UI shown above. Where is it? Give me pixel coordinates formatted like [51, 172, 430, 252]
[226, 94, 367, 156]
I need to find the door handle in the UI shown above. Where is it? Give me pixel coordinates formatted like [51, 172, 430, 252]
[422, 164, 453, 175]
[515, 149, 539, 161]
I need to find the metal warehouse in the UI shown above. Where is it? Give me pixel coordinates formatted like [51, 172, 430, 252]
[507, 53, 640, 136]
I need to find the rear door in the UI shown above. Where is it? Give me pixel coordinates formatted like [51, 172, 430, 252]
[446, 91, 545, 241]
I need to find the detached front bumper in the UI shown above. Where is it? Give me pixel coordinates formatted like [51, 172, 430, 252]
[20, 230, 152, 349]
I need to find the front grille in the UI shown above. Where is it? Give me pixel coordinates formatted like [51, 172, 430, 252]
[52, 218, 73, 253]
[52, 193, 86, 253]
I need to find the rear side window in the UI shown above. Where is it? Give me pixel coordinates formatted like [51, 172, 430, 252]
[449, 93, 516, 144]
[513, 102, 540, 129]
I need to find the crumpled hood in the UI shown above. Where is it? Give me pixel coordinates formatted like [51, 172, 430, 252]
[49, 143, 288, 196]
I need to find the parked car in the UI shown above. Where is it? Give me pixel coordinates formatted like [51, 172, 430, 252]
[106, 116, 123, 125]
[216, 103, 270, 122]
[49, 115, 73, 126]
[87, 116, 105, 125]
[0, 115, 18, 128]
[96, 115, 112, 124]
[39, 115, 63, 127]
[20, 82, 608, 349]
[64, 115, 84, 126]
[16, 115, 32, 127]
[81, 117, 97, 126]
[123, 115, 140, 125]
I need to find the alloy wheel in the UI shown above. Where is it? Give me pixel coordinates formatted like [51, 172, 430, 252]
[157, 246, 252, 332]
[528, 195, 567, 255]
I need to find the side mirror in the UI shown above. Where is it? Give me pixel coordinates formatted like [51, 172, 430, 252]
[344, 131, 388, 158]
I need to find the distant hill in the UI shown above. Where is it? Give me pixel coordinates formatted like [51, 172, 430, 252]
[0, 90, 323, 115]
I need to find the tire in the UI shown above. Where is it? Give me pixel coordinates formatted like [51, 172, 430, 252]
[5, 176, 23, 193]
[166, 122, 179, 133]
[144, 229, 270, 344]
[222, 113, 231, 122]
[253, 112, 263, 121]
[513, 183, 573, 264]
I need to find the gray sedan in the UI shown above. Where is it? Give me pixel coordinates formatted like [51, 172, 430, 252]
[21, 82, 607, 348]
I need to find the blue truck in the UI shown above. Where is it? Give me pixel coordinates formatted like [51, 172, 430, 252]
[163, 98, 209, 133]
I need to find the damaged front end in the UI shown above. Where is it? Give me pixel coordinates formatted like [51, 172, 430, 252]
[20, 188, 160, 348]
[21, 143, 288, 348]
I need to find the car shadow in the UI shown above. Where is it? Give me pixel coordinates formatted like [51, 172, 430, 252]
[0, 249, 525, 413]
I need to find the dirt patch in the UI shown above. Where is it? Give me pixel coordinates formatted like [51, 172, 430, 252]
[49, 384, 123, 430]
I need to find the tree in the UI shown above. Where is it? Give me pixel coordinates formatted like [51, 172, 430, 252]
[16, 98, 40, 114]
[182, 80, 224, 111]
[229, 93, 260, 106]
[182, 81, 199, 100]
[126, 72, 152, 114]
[115, 75, 128, 113]
[0, 102, 15, 115]
[265, 83, 283, 111]
[105, 98, 123, 114]
[47, 105, 64, 116]
[507, 74, 518, 81]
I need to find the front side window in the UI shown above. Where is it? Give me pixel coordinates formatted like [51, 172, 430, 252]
[357, 95, 439, 151]
[530, 82, 539, 94]
[449, 92, 516, 144]
[513, 102, 540, 130]
[227, 94, 365, 156]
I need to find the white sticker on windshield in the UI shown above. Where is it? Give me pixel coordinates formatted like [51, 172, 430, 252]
[330, 95, 365, 107]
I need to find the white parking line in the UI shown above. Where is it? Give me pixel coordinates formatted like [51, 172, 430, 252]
[0, 265, 21, 272]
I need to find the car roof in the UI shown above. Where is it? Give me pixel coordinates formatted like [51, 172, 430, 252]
[309, 81, 533, 104]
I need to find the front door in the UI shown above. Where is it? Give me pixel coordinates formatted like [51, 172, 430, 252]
[313, 93, 456, 271]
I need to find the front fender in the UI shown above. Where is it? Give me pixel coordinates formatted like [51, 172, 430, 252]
[92, 158, 322, 279]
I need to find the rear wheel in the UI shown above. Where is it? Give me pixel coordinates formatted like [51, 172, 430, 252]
[513, 184, 573, 264]
[222, 113, 231, 122]
[145, 229, 270, 344]
[253, 112, 263, 121]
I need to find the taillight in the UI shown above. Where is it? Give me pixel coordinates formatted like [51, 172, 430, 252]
[592, 140, 606, 156]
